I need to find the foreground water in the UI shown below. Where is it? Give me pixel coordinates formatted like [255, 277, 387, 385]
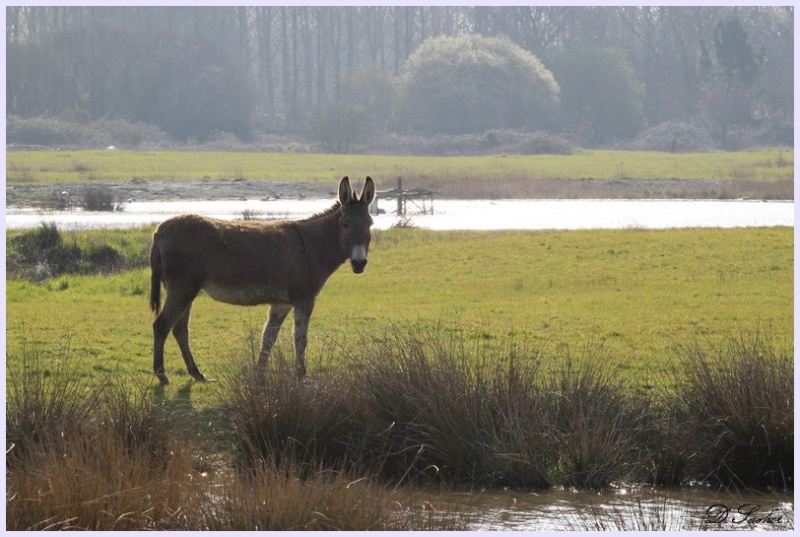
[5, 198, 794, 230]
[421, 487, 793, 531]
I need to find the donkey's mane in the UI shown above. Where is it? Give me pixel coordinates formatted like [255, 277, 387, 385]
[304, 202, 342, 222]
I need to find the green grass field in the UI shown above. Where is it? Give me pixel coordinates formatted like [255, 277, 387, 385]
[6, 226, 792, 397]
[6, 148, 793, 186]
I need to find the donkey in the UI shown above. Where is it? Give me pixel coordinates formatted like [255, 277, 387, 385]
[149, 176, 375, 384]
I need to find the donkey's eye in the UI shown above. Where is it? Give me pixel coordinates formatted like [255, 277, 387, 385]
[340, 218, 349, 228]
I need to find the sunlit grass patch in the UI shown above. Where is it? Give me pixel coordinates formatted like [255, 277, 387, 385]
[6, 226, 792, 390]
[6, 148, 793, 188]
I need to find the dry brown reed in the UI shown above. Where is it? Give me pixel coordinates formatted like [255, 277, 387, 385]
[6, 346, 459, 530]
[672, 331, 793, 490]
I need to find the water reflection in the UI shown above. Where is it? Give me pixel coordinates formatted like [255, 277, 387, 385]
[5, 198, 794, 231]
[417, 487, 794, 531]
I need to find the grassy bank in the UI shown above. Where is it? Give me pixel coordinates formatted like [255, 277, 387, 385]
[7, 149, 793, 190]
[6, 325, 792, 529]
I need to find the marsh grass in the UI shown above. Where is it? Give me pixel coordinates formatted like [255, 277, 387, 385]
[191, 463, 466, 531]
[545, 344, 649, 489]
[6, 336, 90, 463]
[672, 331, 793, 490]
[6, 344, 194, 530]
[223, 349, 369, 475]
[568, 494, 700, 531]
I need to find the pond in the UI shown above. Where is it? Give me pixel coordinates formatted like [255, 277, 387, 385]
[5, 198, 794, 230]
[420, 486, 793, 531]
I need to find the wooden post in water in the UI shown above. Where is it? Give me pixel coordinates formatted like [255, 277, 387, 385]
[396, 176, 404, 216]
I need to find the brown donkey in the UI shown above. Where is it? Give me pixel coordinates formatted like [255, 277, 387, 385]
[149, 176, 375, 384]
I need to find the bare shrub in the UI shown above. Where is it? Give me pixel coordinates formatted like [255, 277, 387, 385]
[626, 120, 714, 152]
[82, 186, 125, 212]
[7, 115, 170, 150]
[368, 130, 573, 156]
[6, 115, 93, 147]
[309, 104, 374, 154]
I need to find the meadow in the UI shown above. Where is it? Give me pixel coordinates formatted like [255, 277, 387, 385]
[6, 225, 793, 529]
[6, 226, 792, 389]
[6, 148, 794, 189]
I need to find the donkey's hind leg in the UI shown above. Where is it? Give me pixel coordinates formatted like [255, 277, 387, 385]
[256, 303, 292, 373]
[153, 289, 198, 385]
[292, 299, 316, 379]
[172, 305, 213, 382]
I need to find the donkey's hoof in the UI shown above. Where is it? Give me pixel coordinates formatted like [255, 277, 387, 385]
[301, 376, 316, 387]
[157, 375, 170, 385]
[193, 374, 216, 383]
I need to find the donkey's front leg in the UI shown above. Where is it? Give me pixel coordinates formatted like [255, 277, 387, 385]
[257, 304, 292, 373]
[292, 299, 316, 378]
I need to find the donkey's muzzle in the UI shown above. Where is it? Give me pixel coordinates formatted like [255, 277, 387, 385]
[350, 245, 368, 274]
[351, 258, 367, 273]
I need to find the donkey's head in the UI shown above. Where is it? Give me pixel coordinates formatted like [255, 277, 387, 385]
[338, 176, 375, 274]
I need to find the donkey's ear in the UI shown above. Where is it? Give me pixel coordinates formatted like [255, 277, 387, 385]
[361, 176, 375, 205]
[338, 176, 353, 204]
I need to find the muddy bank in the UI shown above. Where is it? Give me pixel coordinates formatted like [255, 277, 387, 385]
[6, 177, 792, 208]
[6, 179, 335, 208]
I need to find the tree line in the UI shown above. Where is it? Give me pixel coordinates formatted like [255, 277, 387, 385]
[6, 6, 793, 151]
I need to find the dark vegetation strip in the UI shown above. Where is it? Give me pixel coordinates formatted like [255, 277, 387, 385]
[7, 223, 149, 281]
[6, 323, 792, 530]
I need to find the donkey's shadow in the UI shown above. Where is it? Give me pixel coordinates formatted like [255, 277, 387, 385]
[152, 377, 229, 452]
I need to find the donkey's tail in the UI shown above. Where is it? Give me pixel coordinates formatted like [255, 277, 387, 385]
[149, 242, 162, 315]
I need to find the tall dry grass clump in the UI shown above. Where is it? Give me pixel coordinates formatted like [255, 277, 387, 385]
[6, 341, 90, 463]
[672, 332, 793, 490]
[357, 328, 649, 489]
[7, 343, 458, 530]
[221, 349, 371, 475]
[190, 462, 465, 530]
[6, 349, 195, 530]
[356, 325, 556, 488]
[543, 343, 649, 489]
[222, 325, 650, 490]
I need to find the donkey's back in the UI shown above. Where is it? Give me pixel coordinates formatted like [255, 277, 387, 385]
[150, 214, 311, 309]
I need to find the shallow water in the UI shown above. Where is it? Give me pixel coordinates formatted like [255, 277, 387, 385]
[417, 487, 794, 531]
[5, 198, 794, 230]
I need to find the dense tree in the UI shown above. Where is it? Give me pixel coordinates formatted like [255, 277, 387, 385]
[310, 64, 397, 153]
[400, 34, 559, 134]
[700, 15, 762, 147]
[5, 6, 793, 149]
[151, 47, 253, 143]
[554, 47, 644, 145]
